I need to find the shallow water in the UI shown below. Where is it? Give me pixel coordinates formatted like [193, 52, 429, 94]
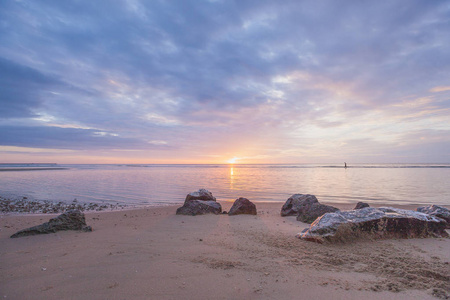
[0, 163, 449, 207]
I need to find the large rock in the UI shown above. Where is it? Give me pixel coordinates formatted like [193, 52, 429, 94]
[176, 200, 222, 216]
[298, 207, 449, 243]
[176, 189, 221, 216]
[228, 198, 257, 216]
[354, 202, 370, 209]
[184, 189, 216, 203]
[296, 202, 340, 223]
[10, 210, 92, 238]
[417, 205, 450, 228]
[280, 194, 318, 216]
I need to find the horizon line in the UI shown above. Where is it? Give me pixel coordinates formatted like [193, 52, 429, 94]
[1, 162, 449, 166]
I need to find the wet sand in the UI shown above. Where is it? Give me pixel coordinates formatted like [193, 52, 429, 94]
[0, 202, 449, 299]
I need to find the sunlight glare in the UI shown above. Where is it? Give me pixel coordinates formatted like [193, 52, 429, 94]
[227, 157, 238, 164]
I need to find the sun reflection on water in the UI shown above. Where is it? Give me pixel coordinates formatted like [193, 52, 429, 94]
[229, 166, 235, 190]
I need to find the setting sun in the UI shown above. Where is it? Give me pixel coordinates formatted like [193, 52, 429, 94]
[227, 157, 239, 164]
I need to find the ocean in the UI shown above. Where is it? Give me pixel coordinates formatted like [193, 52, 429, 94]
[0, 163, 449, 207]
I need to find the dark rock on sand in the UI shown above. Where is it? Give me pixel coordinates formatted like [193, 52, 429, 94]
[298, 207, 449, 243]
[280, 194, 339, 223]
[417, 205, 450, 228]
[176, 200, 222, 216]
[296, 202, 340, 224]
[184, 189, 216, 203]
[228, 198, 257, 216]
[280, 194, 318, 217]
[10, 210, 92, 238]
[354, 202, 370, 209]
[176, 189, 222, 215]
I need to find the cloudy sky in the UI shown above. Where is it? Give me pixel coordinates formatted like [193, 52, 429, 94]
[1, 0, 449, 164]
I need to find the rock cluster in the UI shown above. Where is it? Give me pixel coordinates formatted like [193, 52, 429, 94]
[228, 198, 257, 216]
[176, 189, 222, 215]
[10, 210, 92, 238]
[298, 207, 449, 243]
[417, 205, 450, 228]
[280, 194, 339, 223]
[176, 190, 258, 216]
[1, 197, 127, 214]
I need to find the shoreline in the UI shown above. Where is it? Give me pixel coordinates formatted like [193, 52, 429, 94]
[2, 195, 449, 216]
[1, 201, 449, 299]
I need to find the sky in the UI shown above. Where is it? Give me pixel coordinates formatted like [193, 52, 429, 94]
[0, 0, 449, 164]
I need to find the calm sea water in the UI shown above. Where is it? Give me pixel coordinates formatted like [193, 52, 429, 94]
[0, 163, 449, 207]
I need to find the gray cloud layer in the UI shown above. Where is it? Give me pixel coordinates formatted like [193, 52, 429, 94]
[0, 0, 449, 162]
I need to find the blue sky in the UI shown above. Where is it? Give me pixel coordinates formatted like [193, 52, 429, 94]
[0, 0, 449, 163]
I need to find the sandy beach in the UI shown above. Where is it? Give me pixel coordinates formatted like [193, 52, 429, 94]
[1, 202, 449, 300]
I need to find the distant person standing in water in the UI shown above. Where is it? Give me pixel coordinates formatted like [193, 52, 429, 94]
[344, 162, 347, 168]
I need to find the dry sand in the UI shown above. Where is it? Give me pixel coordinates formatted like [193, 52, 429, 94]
[1, 202, 449, 300]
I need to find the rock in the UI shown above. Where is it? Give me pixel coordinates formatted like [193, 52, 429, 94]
[176, 200, 222, 216]
[354, 202, 370, 209]
[280, 194, 318, 217]
[297, 202, 340, 223]
[176, 189, 221, 216]
[228, 198, 257, 216]
[417, 205, 450, 228]
[184, 189, 216, 203]
[280, 194, 339, 223]
[298, 207, 449, 243]
[10, 210, 92, 238]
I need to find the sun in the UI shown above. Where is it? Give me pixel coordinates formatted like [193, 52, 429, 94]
[227, 157, 239, 164]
